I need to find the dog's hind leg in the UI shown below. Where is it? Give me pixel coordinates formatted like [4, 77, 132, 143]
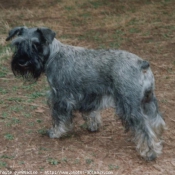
[82, 111, 102, 132]
[142, 90, 165, 138]
[115, 91, 165, 160]
[135, 92, 165, 161]
[114, 64, 165, 160]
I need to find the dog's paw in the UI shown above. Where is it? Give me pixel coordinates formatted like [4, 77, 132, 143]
[87, 122, 100, 132]
[46, 129, 60, 139]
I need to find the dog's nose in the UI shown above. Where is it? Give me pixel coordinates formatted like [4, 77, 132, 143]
[18, 59, 25, 64]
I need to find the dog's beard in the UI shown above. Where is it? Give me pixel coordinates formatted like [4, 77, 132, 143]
[11, 52, 44, 81]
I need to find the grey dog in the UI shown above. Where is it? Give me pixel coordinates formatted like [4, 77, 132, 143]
[6, 26, 165, 161]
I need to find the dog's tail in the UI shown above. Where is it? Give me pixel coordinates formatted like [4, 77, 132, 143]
[141, 60, 150, 70]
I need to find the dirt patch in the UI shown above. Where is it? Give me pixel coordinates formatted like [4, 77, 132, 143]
[0, 0, 58, 9]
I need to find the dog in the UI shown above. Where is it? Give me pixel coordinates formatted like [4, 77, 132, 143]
[6, 26, 165, 161]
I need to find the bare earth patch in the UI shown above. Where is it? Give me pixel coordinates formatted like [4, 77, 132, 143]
[0, 0, 175, 174]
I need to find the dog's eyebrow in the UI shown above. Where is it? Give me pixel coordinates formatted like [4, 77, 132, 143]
[11, 37, 24, 45]
[31, 38, 40, 43]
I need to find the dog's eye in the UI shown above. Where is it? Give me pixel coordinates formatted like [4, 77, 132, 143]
[32, 42, 42, 52]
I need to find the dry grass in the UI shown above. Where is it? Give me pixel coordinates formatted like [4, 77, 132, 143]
[0, 0, 175, 174]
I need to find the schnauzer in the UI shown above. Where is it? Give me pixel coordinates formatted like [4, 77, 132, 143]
[6, 26, 165, 161]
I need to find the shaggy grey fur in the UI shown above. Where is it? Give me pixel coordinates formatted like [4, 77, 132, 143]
[6, 26, 166, 161]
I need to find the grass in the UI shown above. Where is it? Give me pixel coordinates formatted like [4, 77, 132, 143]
[108, 164, 119, 170]
[1, 112, 8, 119]
[0, 161, 7, 168]
[0, 155, 14, 159]
[0, 0, 175, 173]
[4, 133, 14, 140]
[0, 87, 8, 94]
[47, 158, 60, 165]
[29, 92, 46, 99]
[0, 65, 9, 78]
[85, 158, 94, 165]
[37, 128, 47, 135]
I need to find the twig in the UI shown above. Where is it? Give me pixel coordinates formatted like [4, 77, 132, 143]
[0, 78, 15, 80]
[22, 102, 48, 109]
[169, 117, 175, 122]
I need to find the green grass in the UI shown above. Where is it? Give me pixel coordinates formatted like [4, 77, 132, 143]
[10, 106, 24, 112]
[37, 128, 47, 135]
[0, 67, 8, 78]
[47, 158, 60, 165]
[108, 164, 119, 170]
[3, 116, 22, 127]
[29, 92, 46, 99]
[0, 45, 11, 63]
[39, 147, 48, 151]
[85, 158, 94, 165]
[61, 157, 68, 163]
[36, 119, 43, 123]
[28, 122, 35, 127]
[23, 113, 32, 118]
[0, 87, 8, 94]
[74, 159, 80, 164]
[0, 161, 7, 168]
[0, 155, 14, 159]
[18, 161, 25, 165]
[1, 112, 9, 119]
[65, 6, 74, 11]
[11, 118, 21, 124]
[7, 97, 23, 102]
[4, 133, 14, 140]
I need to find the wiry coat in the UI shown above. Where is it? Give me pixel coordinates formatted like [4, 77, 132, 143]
[6, 27, 166, 161]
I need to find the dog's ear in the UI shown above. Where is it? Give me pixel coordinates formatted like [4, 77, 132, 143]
[37, 27, 56, 44]
[6, 26, 27, 41]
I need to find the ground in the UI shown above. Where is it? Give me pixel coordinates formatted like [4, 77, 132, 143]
[0, 0, 175, 174]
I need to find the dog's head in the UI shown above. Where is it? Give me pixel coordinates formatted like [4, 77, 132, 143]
[6, 26, 56, 80]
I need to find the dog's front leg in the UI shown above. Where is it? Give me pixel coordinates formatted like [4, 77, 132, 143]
[47, 101, 73, 139]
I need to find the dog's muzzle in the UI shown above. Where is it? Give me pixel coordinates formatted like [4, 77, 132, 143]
[18, 59, 30, 67]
